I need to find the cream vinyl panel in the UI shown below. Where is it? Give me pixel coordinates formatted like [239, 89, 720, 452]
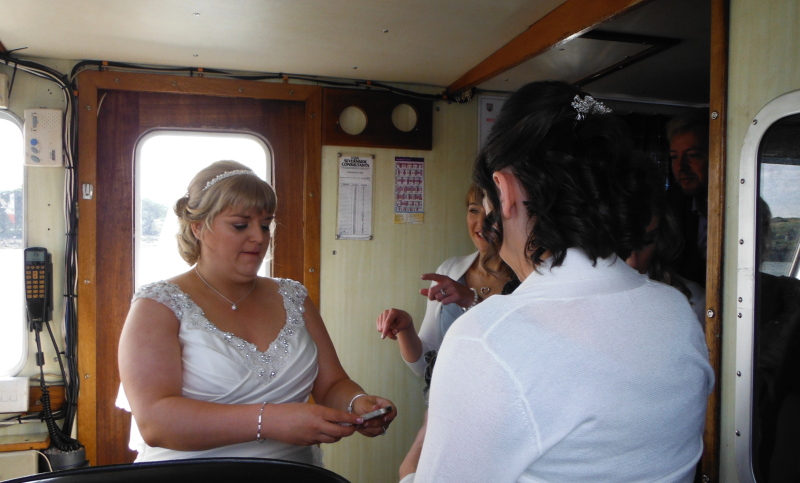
[0, 58, 75, 439]
[722, 1, 800, 481]
[319, 99, 480, 482]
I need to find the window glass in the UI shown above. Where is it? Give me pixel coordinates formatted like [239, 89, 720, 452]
[135, 132, 271, 288]
[0, 112, 26, 376]
[753, 113, 800, 481]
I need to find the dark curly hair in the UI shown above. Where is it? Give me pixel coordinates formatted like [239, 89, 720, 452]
[473, 81, 652, 269]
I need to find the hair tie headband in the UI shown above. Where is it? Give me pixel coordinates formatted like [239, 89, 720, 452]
[571, 95, 612, 121]
[202, 169, 255, 191]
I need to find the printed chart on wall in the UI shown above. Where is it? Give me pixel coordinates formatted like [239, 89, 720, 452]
[479, 95, 507, 149]
[336, 154, 373, 240]
[394, 156, 424, 224]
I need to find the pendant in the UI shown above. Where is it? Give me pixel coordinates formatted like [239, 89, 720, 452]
[480, 287, 491, 295]
[231, 304, 237, 311]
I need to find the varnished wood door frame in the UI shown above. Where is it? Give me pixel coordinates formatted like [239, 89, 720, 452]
[76, 71, 322, 464]
[702, 0, 728, 481]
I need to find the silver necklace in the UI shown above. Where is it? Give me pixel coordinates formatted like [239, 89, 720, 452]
[195, 267, 257, 311]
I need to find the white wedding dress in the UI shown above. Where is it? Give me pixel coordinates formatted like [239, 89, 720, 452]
[117, 278, 321, 465]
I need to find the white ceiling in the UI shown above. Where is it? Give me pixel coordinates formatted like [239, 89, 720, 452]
[0, 0, 710, 109]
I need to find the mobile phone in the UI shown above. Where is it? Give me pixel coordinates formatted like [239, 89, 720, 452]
[360, 406, 392, 421]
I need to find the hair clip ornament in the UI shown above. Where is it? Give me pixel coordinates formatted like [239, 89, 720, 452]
[571, 95, 612, 121]
[202, 170, 255, 191]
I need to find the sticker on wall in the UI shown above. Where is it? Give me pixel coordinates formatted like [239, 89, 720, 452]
[336, 154, 374, 240]
[394, 156, 424, 224]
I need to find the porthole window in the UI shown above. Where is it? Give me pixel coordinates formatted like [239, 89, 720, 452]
[391, 103, 418, 132]
[338, 106, 368, 135]
[0, 110, 26, 376]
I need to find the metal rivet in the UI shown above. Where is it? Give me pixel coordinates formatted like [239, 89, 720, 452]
[738, 313, 743, 318]
[738, 297, 743, 302]
[114, 78, 120, 84]
[740, 179, 745, 184]
[238, 87, 244, 92]
[739, 239, 745, 245]
[172, 81, 177, 86]
[707, 309, 715, 318]
[84, 374, 90, 379]
[711, 111, 719, 120]
[309, 268, 315, 273]
[736, 430, 741, 436]
[85, 105, 91, 111]
[737, 371, 742, 376]
[83, 279, 90, 284]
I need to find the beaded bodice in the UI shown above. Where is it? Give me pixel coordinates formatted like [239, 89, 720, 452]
[133, 278, 312, 385]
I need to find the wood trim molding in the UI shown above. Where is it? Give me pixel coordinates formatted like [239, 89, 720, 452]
[76, 72, 100, 465]
[78, 70, 319, 101]
[446, 0, 654, 96]
[304, 89, 323, 306]
[701, 0, 729, 481]
[75, 70, 322, 463]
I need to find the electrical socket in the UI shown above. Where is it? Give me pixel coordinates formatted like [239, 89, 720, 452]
[0, 376, 30, 413]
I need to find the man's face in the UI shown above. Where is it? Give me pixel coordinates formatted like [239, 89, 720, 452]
[670, 131, 709, 197]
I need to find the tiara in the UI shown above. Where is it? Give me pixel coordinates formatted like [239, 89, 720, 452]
[571, 95, 612, 121]
[202, 170, 255, 191]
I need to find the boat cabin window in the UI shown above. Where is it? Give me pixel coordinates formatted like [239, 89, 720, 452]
[0, 111, 26, 376]
[737, 92, 800, 483]
[135, 131, 272, 288]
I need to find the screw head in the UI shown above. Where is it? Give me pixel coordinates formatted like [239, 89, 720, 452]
[115, 78, 120, 83]
[737, 371, 742, 376]
[736, 430, 741, 436]
[238, 87, 244, 92]
[707, 309, 715, 318]
[753, 119, 758, 125]
[309, 268, 315, 273]
[740, 178, 745, 184]
[740, 239, 745, 245]
[711, 111, 719, 120]
[738, 313, 743, 318]
[85, 105, 91, 111]
[172, 81, 177, 86]
[738, 297, 743, 302]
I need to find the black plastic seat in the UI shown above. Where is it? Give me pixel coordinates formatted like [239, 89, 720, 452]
[5, 457, 351, 483]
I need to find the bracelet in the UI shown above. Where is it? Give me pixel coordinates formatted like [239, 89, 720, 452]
[347, 393, 368, 413]
[256, 401, 268, 443]
[461, 288, 480, 313]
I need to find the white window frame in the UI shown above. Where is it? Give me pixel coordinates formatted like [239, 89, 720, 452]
[133, 129, 274, 289]
[735, 88, 800, 483]
[0, 109, 27, 377]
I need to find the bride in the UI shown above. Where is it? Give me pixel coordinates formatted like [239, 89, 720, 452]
[118, 160, 395, 464]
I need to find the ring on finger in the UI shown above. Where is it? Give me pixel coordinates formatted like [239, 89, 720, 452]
[440, 289, 447, 296]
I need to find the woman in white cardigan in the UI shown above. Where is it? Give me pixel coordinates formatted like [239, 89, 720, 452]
[399, 81, 714, 483]
[376, 184, 515, 380]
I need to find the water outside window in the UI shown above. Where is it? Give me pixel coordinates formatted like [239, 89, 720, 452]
[0, 115, 25, 375]
[136, 132, 271, 288]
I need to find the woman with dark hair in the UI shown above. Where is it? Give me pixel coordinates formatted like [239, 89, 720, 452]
[625, 171, 706, 327]
[399, 81, 714, 482]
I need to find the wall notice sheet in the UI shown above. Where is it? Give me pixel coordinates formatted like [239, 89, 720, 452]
[394, 156, 424, 224]
[336, 155, 373, 240]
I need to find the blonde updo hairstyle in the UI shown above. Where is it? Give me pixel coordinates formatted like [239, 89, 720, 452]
[174, 160, 277, 265]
